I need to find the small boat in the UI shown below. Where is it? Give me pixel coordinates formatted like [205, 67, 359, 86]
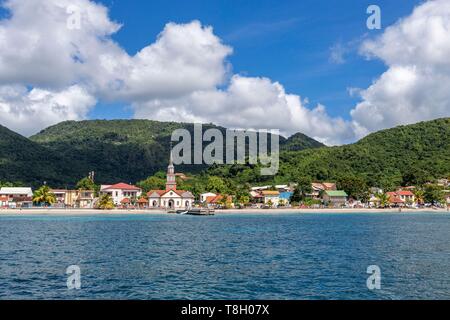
[176, 210, 188, 215]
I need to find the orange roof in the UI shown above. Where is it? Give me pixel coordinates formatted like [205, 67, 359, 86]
[397, 191, 414, 196]
[137, 198, 148, 203]
[121, 198, 131, 204]
[206, 195, 223, 204]
[262, 190, 280, 196]
[0, 196, 8, 201]
[104, 183, 141, 191]
[389, 195, 404, 203]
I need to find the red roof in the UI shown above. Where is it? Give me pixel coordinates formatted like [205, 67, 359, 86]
[137, 198, 148, 203]
[397, 191, 414, 196]
[206, 195, 223, 204]
[104, 183, 141, 191]
[121, 198, 131, 204]
[389, 195, 404, 203]
[147, 189, 190, 197]
[0, 196, 9, 201]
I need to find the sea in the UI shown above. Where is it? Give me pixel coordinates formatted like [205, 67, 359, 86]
[0, 212, 449, 300]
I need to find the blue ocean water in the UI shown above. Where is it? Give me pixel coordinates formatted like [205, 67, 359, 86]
[0, 212, 449, 300]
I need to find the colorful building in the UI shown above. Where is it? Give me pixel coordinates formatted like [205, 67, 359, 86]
[322, 190, 348, 207]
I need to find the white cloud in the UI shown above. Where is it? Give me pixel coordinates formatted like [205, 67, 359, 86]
[133, 75, 356, 145]
[351, 0, 450, 134]
[0, 85, 96, 136]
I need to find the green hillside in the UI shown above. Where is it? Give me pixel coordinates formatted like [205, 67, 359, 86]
[209, 118, 450, 190]
[1, 118, 448, 189]
[0, 125, 66, 186]
[26, 119, 320, 186]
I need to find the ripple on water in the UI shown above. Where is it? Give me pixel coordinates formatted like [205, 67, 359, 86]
[0, 213, 449, 299]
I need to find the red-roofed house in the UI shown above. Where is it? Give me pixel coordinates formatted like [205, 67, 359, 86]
[147, 152, 194, 210]
[396, 190, 415, 203]
[100, 183, 142, 205]
[386, 190, 415, 206]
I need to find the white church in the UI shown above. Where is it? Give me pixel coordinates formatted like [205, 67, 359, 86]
[147, 152, 195, 210]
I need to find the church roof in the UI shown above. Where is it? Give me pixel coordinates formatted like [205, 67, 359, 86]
[147, 189, 194, 198]
[102, 183, 141, 191]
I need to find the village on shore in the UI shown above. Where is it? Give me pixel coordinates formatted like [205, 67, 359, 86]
[1, 153, 449, 212]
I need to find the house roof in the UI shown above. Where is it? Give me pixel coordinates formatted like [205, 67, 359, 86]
[325, 190, 348, 197]
[137, 198, 148, 203]
[102, 183, 141, 191]
[389, 196, 404, 203]
[397, 191, 414, 196]
[322, 183, 337, 190]
[0, 187, 33, 195]
[121, 198, 130, 204]
[0, 196, 9, 201]
[261, 191, 280, 196]
[147, 189, 194, 198]
[206, 195, 222, 203]
[279, 192, 293, 199]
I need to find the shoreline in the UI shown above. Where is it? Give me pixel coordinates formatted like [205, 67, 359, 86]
[0, 207, 448, 215]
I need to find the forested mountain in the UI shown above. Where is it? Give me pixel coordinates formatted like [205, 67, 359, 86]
[0, 125, 67, 185]
[28, 120, 313, 186]
[208, 118, 450, 190]
[0, 118, 448, 189]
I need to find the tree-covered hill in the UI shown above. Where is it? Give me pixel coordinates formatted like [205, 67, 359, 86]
[0, 125, 67, 186]
[209, 118, 450, 190]
[25, 119, 322, 186]
[1, 118, 448, 189]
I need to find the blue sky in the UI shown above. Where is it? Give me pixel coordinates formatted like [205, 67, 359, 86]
[90, 0, 422, 120]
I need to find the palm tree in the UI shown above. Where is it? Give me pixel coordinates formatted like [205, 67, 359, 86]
[413, 189, 425, 206]
[97, 194, 115, 210]
[33, 185, 56, 207]
[376, 192, 390, 208]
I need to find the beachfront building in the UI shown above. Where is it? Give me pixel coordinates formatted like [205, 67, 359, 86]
[100, 183, 142, 206]
[200, 192, 217, 203]
[0, 187, 33, 208]
[309, 182, 337, 199]
[322, 190, 348, 207]
[147, 152, 194, 210]
[51, 189, 78, 208]
[0, 196, 8, 208]
[51, 189, 95, 208]
[279, 191, 293, 206]
[386, 190, 416, 207]
[261, 190, 280, 207]
[204, 194, 233, 209]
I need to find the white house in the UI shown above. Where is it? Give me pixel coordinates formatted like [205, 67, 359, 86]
[147, 152, 194, 210]
[0, 187, 33, 208]
[100, 183, 142, 205]
[200, 192, 217, 203]
[261, 190, 280, 207]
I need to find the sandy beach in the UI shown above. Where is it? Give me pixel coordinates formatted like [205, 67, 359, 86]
[0, 207, 448, 215]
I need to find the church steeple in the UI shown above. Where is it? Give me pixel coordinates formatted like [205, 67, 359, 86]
[166, 147, 177, 191]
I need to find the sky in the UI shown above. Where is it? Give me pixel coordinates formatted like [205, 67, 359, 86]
[0, 0, 449, 145]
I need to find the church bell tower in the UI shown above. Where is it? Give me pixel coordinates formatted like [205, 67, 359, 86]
[166, 149, 177, 191]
